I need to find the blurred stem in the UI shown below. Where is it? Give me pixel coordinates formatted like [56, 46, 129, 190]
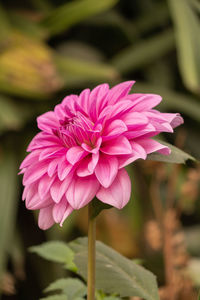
[87, 202, 96, 300]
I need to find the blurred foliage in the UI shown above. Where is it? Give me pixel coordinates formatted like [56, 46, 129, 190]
[0, 0, 200, 299]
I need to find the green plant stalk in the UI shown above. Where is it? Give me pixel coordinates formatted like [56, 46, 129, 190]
[87, 202, 96, 300]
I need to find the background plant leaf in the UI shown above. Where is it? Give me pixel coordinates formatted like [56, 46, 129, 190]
[41, 0, 118, 35]
[44, 278, 87, 299]
[40, 295, 67, 300]
[111, 29, 175, 74]
[168, 0, 200, 94]
[29, 241, 77, 272]
[55, 54, 118, 88]
[0, 148, 18, 296]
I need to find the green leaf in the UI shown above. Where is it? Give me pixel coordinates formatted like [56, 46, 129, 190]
[9, 12, 48, 40]
[104, 297, 121, 300]
[111, 29, 175, 74]
[147, 141, 195, 164]
[69, 238, 159, 300]
[40, 295, 67, 300]
[0, 95, 32, 134]
[41, 0, 118, 36]
[90, 198, 112, 219]
[29, 241, 77, 272]
[44, 278, 87, 299]
[0, 149, 18, 295]
[55, 54, 118, 88]
[190, 0, 200, 13]
[30, 0, 53, 13]
[0, 4, 11, 42]
[168, 0, 200, 94]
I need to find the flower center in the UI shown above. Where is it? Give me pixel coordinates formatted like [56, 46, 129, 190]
[55, 112, 98, 148]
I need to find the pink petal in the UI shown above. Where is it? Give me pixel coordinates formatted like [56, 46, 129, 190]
[38, 174, 55, 199]
[160, 113, 184, 128]
[129, 94, 162, 111]
[125, 123, 155, 139]
[22, 185, 29, 201]
[95, 154, 118, 188]
[66, 146, 86, 165]
[19, 150, 40, 169]
[77, 152, 99, 177]
[107, 81, 135, 105]
[37, 111, 59, 133]
[96, 169, 131, 209]
[66, 176, 100, 209]
[39, 147, 65, 161]
[92, 84, 109, 118]
[78, 88, 91, 115]
[102, 120, 127, 141]
[24, 182, 37, 203]
[25, 183, 52, 210]
[88, 152, 99, 172]
[23, 161, 48, 185]
[77, 156, 93, 177]
[135, 138, 170, 155]
[54, 103, 66, 120]
[38, 206, 54, 230]
[122, 112, 149, 129]
[151, 121, 173, 133]
[26, 194, 52, 210]
[118, 142, 147, 168]
[82, 137, 102, 154]
[59, 174, 74, 198]
[50, 180, 62, 203]
[47, 158, 60, 177]
[101, 136, 132, 155]
[106, 100, 134, 120]
[89, 84, 109, 120]
[50, 172, 74, 204]
[27, 132, 61, 152]
[57, 156, 73, 180]
[52, 198, 68, 223]
[60, 205, 74, 226]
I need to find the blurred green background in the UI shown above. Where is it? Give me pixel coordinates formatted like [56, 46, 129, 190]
[0, 0, 200, 299]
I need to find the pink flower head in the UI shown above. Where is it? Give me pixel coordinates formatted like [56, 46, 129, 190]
[19, 81, 183, 230]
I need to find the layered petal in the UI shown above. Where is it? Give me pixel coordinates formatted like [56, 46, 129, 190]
[76, 153, 99, 177]
[66, 146, 86, 165]
[101, 136, 132, 155]
[118, 142, 147, 168]
[95, 154, 118, 188]
[38, 206, 54, 230]
[128, 94, 162, 110]
[135, 138, 170, 155]
[107, 81, 135, 105]
[37, 111, 59, 133]
[66, 176, 100, 209]
[52, 197, 71, 224]
[96, 169, 131, 209]
[102, 119, 127, 141]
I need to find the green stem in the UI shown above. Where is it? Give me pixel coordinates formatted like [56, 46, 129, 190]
[87, 202, 96, 300]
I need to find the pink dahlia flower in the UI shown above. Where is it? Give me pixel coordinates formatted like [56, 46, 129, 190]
[19, 81, 183, 230]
